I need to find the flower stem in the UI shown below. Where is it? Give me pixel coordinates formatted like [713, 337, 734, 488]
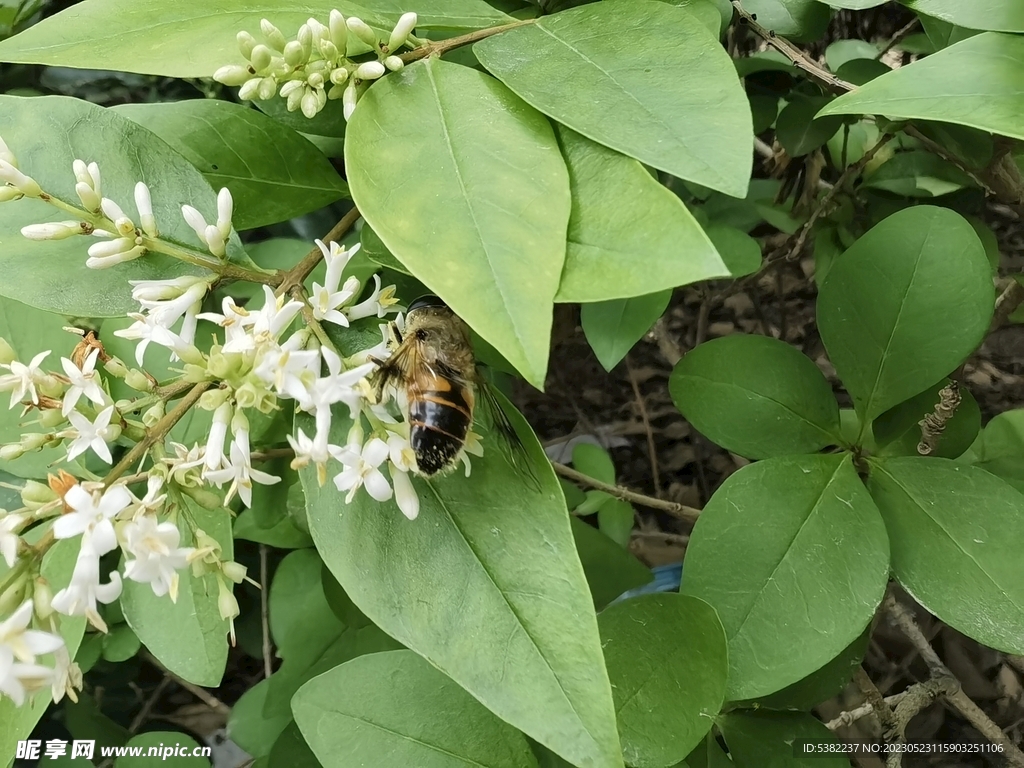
[140, 237, 276, 285]
[399, 19, 534, 65]
[275, 206, 362, 296]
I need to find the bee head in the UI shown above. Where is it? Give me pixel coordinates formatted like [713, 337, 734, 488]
[407, 294, 448, 314]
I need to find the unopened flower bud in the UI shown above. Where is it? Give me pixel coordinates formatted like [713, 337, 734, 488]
[0, 444, 24, 461]
[230, 408, 249, 435]
[114, 216, 136, 238]
[134, 182, 158, 237]
[0, 135, 15, 167]
[199, 387, 231, 411]
[0, 337, 14, 366]
[38, 409, 63, 428]
[301, 90, 320, 119]
[315, 87, 327, 112]
[88, 237, 135, 261]
[330, 66, 350, 86]
[22, 480, 55, 507]
[214, 64, 252, 86]
[250, 44, 274, 73]
[0, 185, 23, 203]
[286, 87, 304, 112]
[142, 401, 165, 428]
[284, 40, 306, 67]
[72, 159, 91, 186]
[388, 12, 417, 52]
[329, 9, 347, 51]
[216, 187, 233, 239]
[102, 356, 128, 379]
[222, 560, 247, 584]
[0, 159, 41, 197]
[124, 368, 153, 392]
[256, 76, 277, 101]
[204, 224, 226, 258]
[233, 381, 260, 409]
[100, 197, 126, 223]
[306, 17, 329, 44]
[342, 82, 359, 121]
[75, 182, 101, 212]
[319, 39, 339, 62]
[180, 204, 209, 242]
[21, 433, 48, 451]
[20, 221, 83, 241]
[86, 242, 146, 269]
[297, 24, 314, 61]
[238, 77, 262, 101]
[384, 56, 404, 72]
[237, 30, 257, 59]
[280, 80, 303, 98]
[354, 61, 385, 81]
[85, 162, 101, 197]
[260, 19, 287, 52]
[217, 577, 240, 622]
[33, 579, 54, 621]
[307, 72, 325, 90]
[346, 16, 378, 48]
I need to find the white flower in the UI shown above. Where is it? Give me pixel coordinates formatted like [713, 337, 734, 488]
[0, 158, 41, 197]
[129, 475, 167, 517]
[309, 242, 359, 325]
[345, 275, 400, 321]
[0, 601, 63, 664]
[122, 515, 193, 601]
[204, 429, 280, 507]
[64, 405, 118, 464]
[287, 427, 340, 486]
[387, 432, 417, 473]
[50, 543, 122, 633]
[0, 649, 54, 706]
[460, 430, 484, 477]
[52, 483, 132, 555]
[247, 286, 304, 347]
[203, 401, 232, 472]
[302, 349, 376, 427]
[50, 645, 82, 704]
[129, 276, 209, 345]
[163, 442, 206, 486]
[0, 512, 24, 568]
[0, 350, 51, 408]
[333, 437, 392, 503]
[85, 237, 146, 269]
[113, 312, 203, 366]
[216, 187, 233, 240]
[134, 181, 158, 238]
[60, 348, 108, 416]
[390, 465, 419, 520]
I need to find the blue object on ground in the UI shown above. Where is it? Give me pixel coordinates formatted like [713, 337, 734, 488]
[611, 561, 683, 604]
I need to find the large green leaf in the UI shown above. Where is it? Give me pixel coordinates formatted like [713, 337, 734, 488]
[817, 206, 992, 423]
[718, 711, 850, 768]
[669, 334, 841, 459]
[268, 549, 345, 664]
[819, 33, 1024, 141]
[475, 0, 753, 197]
[873, 378, 980, 459]
[121, 502, 232, 686]
[581, 291, 672, 372]
[741, 0, 832, 42]
[868, 457, 1024, 654]
[681, 454, 890, 700]
[570, 517, 652, 610]
[599, 594, 727, 767]
[972, 409, 1024, 492]
[345, 57, 569, 388]
[300, 396, 622, 767]
[293, 651, 539, 768]
[113, 100, 348, 231]
[0, 95, 246, 316]
[901, 0, 1024, 32]
[0, 0, 510, 77]
[228, 678, 292, 760]
[0, 538, 87, 761]
[554, 127, 729, 303]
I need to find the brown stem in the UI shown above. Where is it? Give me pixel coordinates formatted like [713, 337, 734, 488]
[142, 651, 231, 717]
[399, 20, 534, 66]
[875, 18, 920, 61]
[552, 461, 700, 523]
[275, 207, 362, 297]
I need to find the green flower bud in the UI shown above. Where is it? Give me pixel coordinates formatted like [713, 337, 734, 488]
[199, 386, 232, 411]
[237, 30, 257, 59]
[280, 80, 304, 97]
[0, 444, 24, 461]
[142, 401, 165, 428]
[125, 368, 153, 392]
[330, 66, 350, 86]
[250, 44, 274, 73]
[315, 87, 327, 112]
[0, 337, 15, 365]
[346, 16, 378, 48]
[297, 24, 313, 61]
[222, 560, 247, 584]
[307, 72, 325, 89]
[260, 19, 288, 52]
[342, 81, 359, 121]
[354, 61, 385, 81]
[213, 64, 252, 87]
[217, 576, 240, 622]
[75, 182, 101, 212]
[181, 484, 223, 510]
[283, 40, 306, 67]
[286, 87, 304, 113]
[384, 55, 404, 72]
[21, 433, 48, 451]
[301, 89, 320, 119]
[0, 185, 24, 203]
[21, 480, 54, 507]
[388, 12, 417, 52]
[102, 356, 128, 379]
[256, 76, 278, 101]
[327, 84, 344, 101]
[329, 10, 347, 52]
[38, 409, 63, 428]
[0, 575, 29, 616]
[230, 407, 249, 435]
[318, 39, 339, 62]
[307, 17, 329, 43]
[238, 77, 262, 101]
[234, 381, 261, 410]
[33, 579, 54, 621]
[306, 59, 330, 75]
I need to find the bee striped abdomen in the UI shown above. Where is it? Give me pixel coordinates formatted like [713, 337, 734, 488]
[408, 383, 473, 476]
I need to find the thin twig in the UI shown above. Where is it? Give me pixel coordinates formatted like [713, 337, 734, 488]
[991, 279, 1024, 331]
[624, 356, 661, 495]
[825, 702, 874, 731]
[128, 676, 172, 735]
[875, 18, 919, 60]
[631, 530, 689, 547]
[275, 207, 362, 296]
[399, 19, 534, 65]
[142, 651, 231, 717]
[259, 545, 273, 678]
[552, 461, 700, 523]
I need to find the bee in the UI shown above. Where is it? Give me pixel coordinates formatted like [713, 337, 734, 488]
[369, 295, 530, 478]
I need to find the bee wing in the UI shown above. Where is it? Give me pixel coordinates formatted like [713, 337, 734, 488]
[369, 331, 422, 403]
[476, 373, 541, 489]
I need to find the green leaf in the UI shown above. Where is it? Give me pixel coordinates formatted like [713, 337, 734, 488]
[600, 594, 727, 767]
[681, 454, 890, 700]
[300, 394, 622, 767]
[345, 57, 569, 388]
[294, 650, 538, 768]
[718, 711, 850, 768]
[665, 0, 729, 36]
[268, 722, 320, 768]
[0, 538, 86, 760]
[740, 0, 832, 42]
[861, 150, 973, 197]
[359, 224, 410, 275]
[255, 95, 349, 140]
[972, 409, 1024, 492]
[817, 206, 992, 422]
[0, 296, 83, 478]
[121, 502, 231, 686]
[706, 225, 762, 278]
[822, 0, 886, 7]
[0, 0, 510, 77]
[234, 508, 314, 549]
[581, 291, 672, 372]
[0, 95, 244, 316]
[102, 624, 141, 662]
[901, 0, 1024, 32]
[868, 457, 1024, 654]
[571, 517, 653, 609]
[597, 498, 634, 547]
[749, 94, 780, 134]
[918, 13, 978, 50]
[819, 33, 1024, 141]
[873, 379, 980, 459]
[475, 0, 753, 197]
[825, 39, 879, 70]
[776, 98, 844, 157]
[228, 678, 292, 760]
[669, 334, 840, 459]
[115, 732, 210, 767]
[555, 127, 729, 303]
[269, 549, 345, 662]
[113, 100, 348, 231]
[572, 443, 616, 485]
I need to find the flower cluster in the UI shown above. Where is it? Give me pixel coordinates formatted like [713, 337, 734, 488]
[213, 10, 417, 120]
